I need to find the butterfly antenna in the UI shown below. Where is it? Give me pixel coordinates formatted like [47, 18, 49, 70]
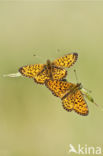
[92, 102, 103, 112]
[74, 69, 79, 83]
[94, 102, 99, 107]
[56, 48, 69, 54]
[33, 54, 45, 61]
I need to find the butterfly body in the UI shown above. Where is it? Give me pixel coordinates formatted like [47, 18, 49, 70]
[61, 83, 82, 100]
[45, 59, 54, 80]
[36, 60, 53, 79]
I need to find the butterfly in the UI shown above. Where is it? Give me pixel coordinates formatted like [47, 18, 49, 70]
[45, 79, 97, 116]
[19, 53, 78, 84]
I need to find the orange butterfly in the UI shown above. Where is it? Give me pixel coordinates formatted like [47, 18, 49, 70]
[45, 79, 89, 116]
[19, 53, 78, 84]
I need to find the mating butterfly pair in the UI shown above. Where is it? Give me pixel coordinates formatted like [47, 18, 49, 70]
[19, 53, 92, 116]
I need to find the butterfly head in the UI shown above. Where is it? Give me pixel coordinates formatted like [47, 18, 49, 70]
[77, 83, 83, 90]
[46, 59, 51, 65]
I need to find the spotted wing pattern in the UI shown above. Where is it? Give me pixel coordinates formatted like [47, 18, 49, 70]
[45, 80, 74, 98]
[52, 67, 67, 80]
[62, 90, 89, 116]
[19, 53, 78, 84]
[19, 64, 67, 84]
[19, 64, 44, 78]
[62, 95, 74, 112]
[74, 90, 89, 115]
[34, 69, 50, 84]
[33, 67, 67, 84]
[52, 53, 78, 68]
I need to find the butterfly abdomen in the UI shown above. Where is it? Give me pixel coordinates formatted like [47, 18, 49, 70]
[46, 59, 53, 79]
[61, 83, 81, 100]
[46, 60, 52, 69]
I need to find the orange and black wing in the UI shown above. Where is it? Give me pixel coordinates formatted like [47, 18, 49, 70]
[19, 64, 44, 78]
[52, 67, 67, 80]
[34, 69, 50, 84]
[62, 90, 89, 116]
[62, 94, 74, 112]
[74, 90, 89, 116]
[45, 80, 73, 98]
[52, 53, 78, 68]
[19, 64, 50, 84]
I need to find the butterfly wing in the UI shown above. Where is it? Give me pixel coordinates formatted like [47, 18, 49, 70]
[62, 94, 74, 112]
[34, 66, 67, 84]
[45, 80, 74, 98]
[34, 69, 50, 84]
[74, 90, 89, 116]
[62, 90, 89, 116]
[52, 67, 67, 80]
[19, 64, 44, 78]
[52, 53, 78, 68]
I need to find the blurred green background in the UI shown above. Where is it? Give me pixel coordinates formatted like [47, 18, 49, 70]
[0, 1, 103, 156]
